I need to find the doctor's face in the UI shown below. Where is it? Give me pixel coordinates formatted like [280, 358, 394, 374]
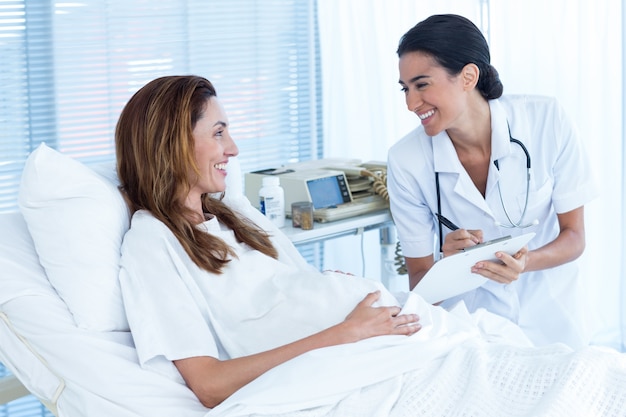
[189, 97, 239, 198]
[398, 51, 468, 137]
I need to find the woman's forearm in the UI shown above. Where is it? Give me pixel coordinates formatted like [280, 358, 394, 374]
[175, 321, 356, 408]
[525, 208, 586, 273]
[175, 292, 420, 408]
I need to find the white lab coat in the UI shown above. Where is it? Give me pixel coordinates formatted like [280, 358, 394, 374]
[387, 95, 598, 348]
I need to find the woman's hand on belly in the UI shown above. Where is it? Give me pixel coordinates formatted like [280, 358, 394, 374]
[341, 291, 422, 340]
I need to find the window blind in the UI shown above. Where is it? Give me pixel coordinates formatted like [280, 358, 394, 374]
[0, 0, 322, 212]
[0, 1, 321, 415]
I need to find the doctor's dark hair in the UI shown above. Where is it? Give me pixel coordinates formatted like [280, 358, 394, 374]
[397, 14, 503, 100]
[116, 75, 278, 274]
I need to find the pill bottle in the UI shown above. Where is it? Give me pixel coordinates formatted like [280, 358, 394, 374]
[259, 176, 285, 228]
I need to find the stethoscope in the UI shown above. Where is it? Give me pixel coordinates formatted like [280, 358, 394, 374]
[435, 126, 535, 255]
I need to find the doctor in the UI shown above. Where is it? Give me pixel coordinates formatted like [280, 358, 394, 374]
[386, 14, 597, 348]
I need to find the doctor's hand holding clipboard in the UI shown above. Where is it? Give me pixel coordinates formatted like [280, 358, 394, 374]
[414, 219, 536, 305]
[436, 214, 530, 286]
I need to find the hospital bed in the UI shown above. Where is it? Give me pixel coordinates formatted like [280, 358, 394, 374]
[0, 144, 313, 416]
[2, 144, 626, 417]
[0, 144, 235, 416]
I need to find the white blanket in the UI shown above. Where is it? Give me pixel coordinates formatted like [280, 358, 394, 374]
[208, 294, 626, 417]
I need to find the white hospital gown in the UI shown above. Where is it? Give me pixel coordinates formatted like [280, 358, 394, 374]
[119, 210, 397, 379]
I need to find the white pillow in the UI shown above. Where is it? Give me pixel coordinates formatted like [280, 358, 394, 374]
[18, 143, 130, 331]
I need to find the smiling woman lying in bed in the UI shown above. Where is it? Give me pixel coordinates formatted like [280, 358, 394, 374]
[106, 74, 626, 417]
[115, 75, 422, 408]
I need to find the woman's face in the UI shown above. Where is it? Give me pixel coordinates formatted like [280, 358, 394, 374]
[189, 97, 239, 197]
[398, 51, 468, 137]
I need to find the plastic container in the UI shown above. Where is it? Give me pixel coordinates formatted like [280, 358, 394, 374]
[291, 201, 314, 230]
[259, 176, 285, 228]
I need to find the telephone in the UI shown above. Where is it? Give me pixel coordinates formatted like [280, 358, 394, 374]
[244, 158, 389, 223]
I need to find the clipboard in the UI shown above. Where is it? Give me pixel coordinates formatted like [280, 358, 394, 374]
[413, 232, 535, 304]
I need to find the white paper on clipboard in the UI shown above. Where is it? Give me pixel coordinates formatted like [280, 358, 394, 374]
[413, 232, 535, 304]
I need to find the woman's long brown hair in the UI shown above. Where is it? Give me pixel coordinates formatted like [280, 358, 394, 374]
[115, 75, 278, 273]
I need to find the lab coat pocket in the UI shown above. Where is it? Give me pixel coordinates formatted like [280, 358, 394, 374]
[515, 179, 553, 224]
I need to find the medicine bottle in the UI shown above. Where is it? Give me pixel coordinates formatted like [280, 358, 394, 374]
[259, 176, 285, 228]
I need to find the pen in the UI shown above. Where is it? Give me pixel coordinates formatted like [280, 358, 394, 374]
[436, 213, 460, 231]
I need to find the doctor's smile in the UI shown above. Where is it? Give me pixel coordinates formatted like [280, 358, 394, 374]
[417, 109, 435, 121]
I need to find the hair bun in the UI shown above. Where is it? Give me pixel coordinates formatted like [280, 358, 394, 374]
[478, 64, 503, 99]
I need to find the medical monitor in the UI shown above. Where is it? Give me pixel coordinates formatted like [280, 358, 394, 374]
[306, 175, 351, 209]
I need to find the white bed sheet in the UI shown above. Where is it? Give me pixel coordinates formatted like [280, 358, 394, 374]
[207, 295, 626, 417]
[210, 339, 626, 417]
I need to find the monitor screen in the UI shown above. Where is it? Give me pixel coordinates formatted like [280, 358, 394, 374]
[307, 175, 351, 209]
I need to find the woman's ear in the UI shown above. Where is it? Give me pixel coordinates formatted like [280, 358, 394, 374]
[461, 63, 480, 91]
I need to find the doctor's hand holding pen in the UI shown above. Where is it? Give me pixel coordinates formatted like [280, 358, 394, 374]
[438, 214, 529, 285]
